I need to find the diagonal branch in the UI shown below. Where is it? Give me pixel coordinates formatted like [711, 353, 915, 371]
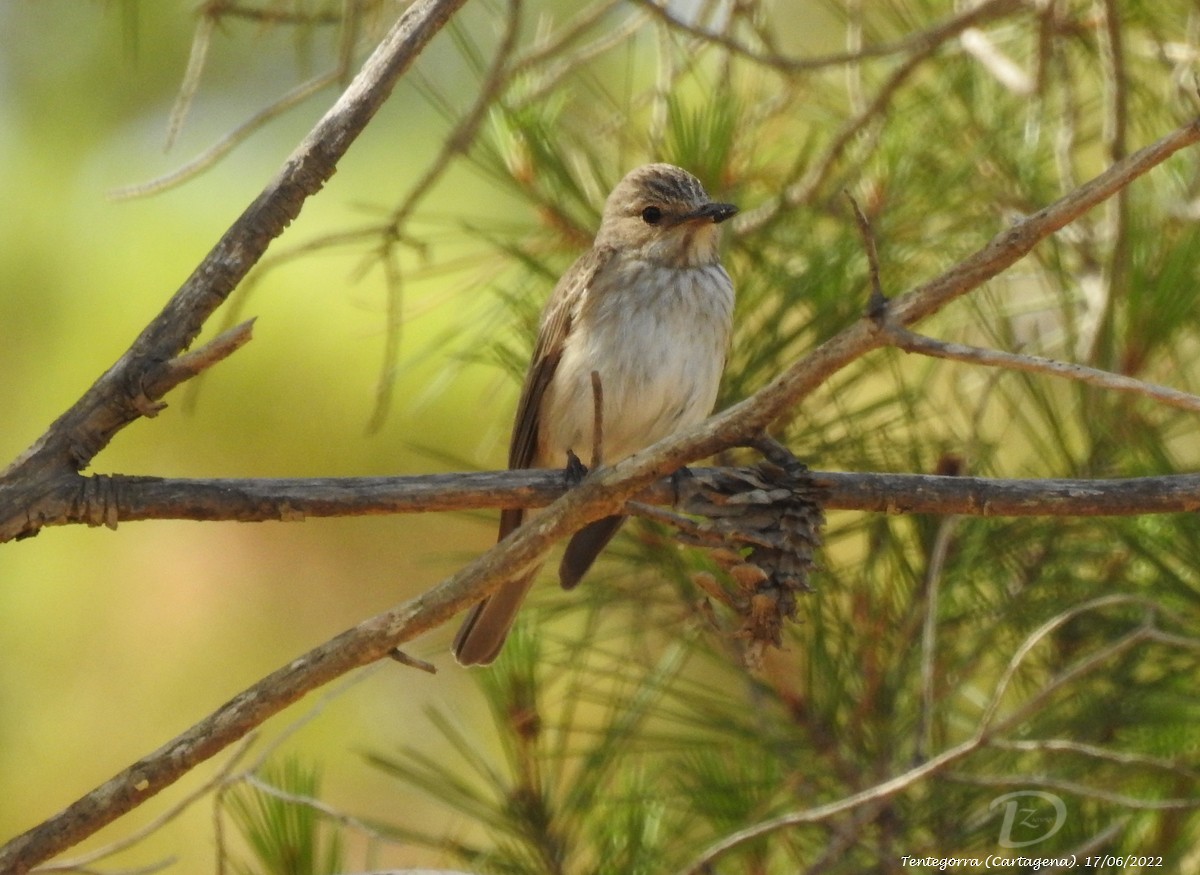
[658, 117, 1200, 480]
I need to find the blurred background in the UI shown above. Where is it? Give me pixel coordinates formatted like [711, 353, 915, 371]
[0, 1, 515, 870]
[5, 1, 1200, 873]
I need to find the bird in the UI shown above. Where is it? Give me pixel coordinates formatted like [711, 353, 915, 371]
[452, 163, 737, 666]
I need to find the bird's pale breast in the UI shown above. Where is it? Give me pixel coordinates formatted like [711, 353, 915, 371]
[537, 259, 734, 466]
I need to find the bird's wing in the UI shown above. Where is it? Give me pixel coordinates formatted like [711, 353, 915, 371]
[500, 247, 610, 539]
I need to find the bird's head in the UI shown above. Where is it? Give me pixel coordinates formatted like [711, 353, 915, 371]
[595, 163, 737, 268]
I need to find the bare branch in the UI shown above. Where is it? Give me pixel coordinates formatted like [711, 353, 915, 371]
[735, 1, 1028, 234]
[947, 773, 1200, 811]
[990, 738, 1200, 779]
[110, 70, 342, 201]
[845, 189, 889, 317]
[690, 119, 1200, 480]
[630, 0, 1024, 74]
[881, 323, 1200, 414]
[976, 595, 1156, 733]
[163, 13, 215, 151]
[14, 465, 1200, 539]
[32, 735, 257, 874]
[144, 320, 257, 401]
[366, 0, 525, 430]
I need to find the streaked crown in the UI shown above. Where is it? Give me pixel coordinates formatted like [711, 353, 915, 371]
[595, 163, 737, 268]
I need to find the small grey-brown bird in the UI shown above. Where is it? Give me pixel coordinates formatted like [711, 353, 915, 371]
[452, 163, 737, 666]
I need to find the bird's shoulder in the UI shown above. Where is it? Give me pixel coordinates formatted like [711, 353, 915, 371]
[543, 245, 615, 319]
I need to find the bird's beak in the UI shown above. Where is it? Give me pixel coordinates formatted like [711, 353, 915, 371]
[682, 202, 738, 224]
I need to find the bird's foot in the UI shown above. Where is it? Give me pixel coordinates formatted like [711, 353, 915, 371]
[564, 449, 589, 487]
[670, 466, 695, 506]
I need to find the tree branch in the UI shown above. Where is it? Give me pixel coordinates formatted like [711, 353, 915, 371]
[880, 323, 1200, 414]
[22, 466, 1200, 535]
[687, 115, 1200, 468]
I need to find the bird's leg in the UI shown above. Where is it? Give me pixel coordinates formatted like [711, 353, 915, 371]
[560, 369, 606, 489]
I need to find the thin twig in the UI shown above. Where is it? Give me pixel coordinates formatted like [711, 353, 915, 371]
[1091, 0, 1132, 368]
[237, 774, 403, 842]
[509, 0, 626, 73]
[164, 13, 215, 151]
[201, 4, 343, 25]
[918, 515, 958, 761]
[213, 665, 389, 869]
[389, 648, 438, 673]
[960, 26, 1035, 94]
[509, 6, 648, 110]
[145, 319, 257, 402]
[976, 595, 1155, 733]
[947, 773, 1200, 811]
[736, 34, 957, 234]
[629, 0, 1024, 75]
[1049, 818, 1132, 873]
[110, 70, 341, 201]
[881, 323, 1200, 414]
[991, 738, 1200, 779]
[366, 0, 524, 430]
[845, 190, 888, 317]
[589, 370, 605, 470]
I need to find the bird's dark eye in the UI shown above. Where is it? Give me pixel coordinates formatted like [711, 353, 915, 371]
[641, 205, 663, 225]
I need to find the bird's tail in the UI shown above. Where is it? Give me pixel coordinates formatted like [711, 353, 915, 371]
[452, 568, 540, 666]
[453, 513, 625, 665]
[559, 515, 626, 589]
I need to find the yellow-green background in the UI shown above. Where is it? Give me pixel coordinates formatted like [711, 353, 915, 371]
[0, 3, 526, 869]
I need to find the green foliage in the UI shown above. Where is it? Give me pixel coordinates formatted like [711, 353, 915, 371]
[223, 758, 344, 875]
[352, 1, 1200, 871]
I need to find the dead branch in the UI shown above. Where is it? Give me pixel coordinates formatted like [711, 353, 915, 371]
[881, 324, 1200, 414]
[630, 0, 1023, 74]
[17, 466, 1200, 538]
